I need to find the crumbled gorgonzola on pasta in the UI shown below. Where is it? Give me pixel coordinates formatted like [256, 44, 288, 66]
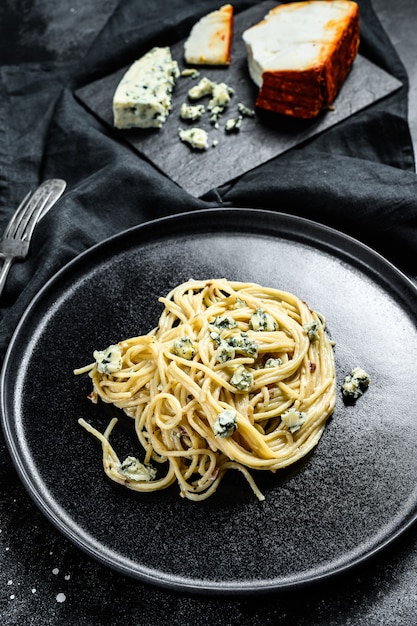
[303, 320, 320, 341]
[265, 357, 282, 368]
[281, 408, 307, 433]
[93, 345, 122, 374]
[233, 297, 247, 308]
[228, 332, 258, 358]
[118, 456, 157, 482]
[173, 337, 195, 359]
[213, 409, 238, 438]
[230, 365, 253, 391]
[210, 315, 238, 330]
[216, 344, 235, 363]
[250, 308, 278, 331]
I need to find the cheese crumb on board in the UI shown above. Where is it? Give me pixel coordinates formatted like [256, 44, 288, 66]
[113, 46, 179, 129]
[184, 4, 234, 66]
[224, 115, 242, 133]
[178, 127, 209, 150]
[179, 103, 205, 121]
[188, 77, 216, 101]
[185, 77, 235, 126]
[208, 82, 234, 124]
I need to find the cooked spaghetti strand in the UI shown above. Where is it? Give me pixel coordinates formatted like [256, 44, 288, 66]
[76, 278, 336, 501]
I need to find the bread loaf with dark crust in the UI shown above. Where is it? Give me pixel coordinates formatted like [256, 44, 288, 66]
[242, 1, 360, 119]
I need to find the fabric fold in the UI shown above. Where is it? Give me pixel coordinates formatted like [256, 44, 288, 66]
[220, 150, 417, 272]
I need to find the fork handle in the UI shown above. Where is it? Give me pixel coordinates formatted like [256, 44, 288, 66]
[0, 257, 14, 298]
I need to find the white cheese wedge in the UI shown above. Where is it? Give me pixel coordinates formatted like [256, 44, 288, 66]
[113, 46, 179, 129]
[243, 1, 356, 84]
[242, 0, 359, 118]
[184, 4, 234, 66]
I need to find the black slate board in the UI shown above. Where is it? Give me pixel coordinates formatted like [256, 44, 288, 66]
[75, 1, 402, 197]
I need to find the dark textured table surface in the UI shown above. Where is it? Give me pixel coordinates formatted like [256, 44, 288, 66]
[1, 1, 417, 624]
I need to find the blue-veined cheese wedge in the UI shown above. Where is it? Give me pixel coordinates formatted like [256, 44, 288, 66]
[184, 4, 234, 66]
[113, 46, 179, 129]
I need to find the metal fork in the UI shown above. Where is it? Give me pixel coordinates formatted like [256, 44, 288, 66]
[0, 178, 67, 298]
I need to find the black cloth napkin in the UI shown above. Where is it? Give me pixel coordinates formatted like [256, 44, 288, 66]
[1, 1, 417, 621]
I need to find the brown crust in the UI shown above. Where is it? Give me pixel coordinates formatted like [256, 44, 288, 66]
[223, 4, 234, 65]
[255, 2, 360, 118]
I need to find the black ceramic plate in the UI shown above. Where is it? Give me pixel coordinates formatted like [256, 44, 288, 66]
[2, 208, 417, 595]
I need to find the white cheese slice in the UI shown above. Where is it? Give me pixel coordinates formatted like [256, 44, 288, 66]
[184, 4, 234, 66]
[113, 46, 179, 129]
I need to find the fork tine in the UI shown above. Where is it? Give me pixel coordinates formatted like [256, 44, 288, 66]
[3, 190, 33, 238]
[15, 191, 53, 242]
[2, 179, 66, 241]
[0, 180, 66, 299]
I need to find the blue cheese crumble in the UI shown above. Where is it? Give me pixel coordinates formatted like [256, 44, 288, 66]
[265, 357, 282, 368]
[188, 77, 215, 100]
[178, 127, 209, 150]
[233, 297, 247, 308]
[93, 345, 122, 374]
[230, 365, 253, 391]
[250, 308, 278, 331]
[225, 115, 242, 133]
[238, 102, 255, 117]
[210, 315, 238, 330]
[303, 320, 320, 341]
[211, 330, 259, 362]
[181, 68, 200, 79]
[180, 75, 255, 144]
[228, 332, 258, 358]
[208, 82, 234, 125]
[118, 456, 157, 482]
[186, 77, 234, 126]
[113, 46, 179, 129]
[281, 408, 307, 433]
[210, 332, 236, 363]
[172, 337, 196, 359]
[180, 102, 205, 121]
[342, 367, 370, 400]
[213, 409, 238, 438]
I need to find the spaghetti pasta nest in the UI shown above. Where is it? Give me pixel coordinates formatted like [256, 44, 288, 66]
[76, 278, 336, 501]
